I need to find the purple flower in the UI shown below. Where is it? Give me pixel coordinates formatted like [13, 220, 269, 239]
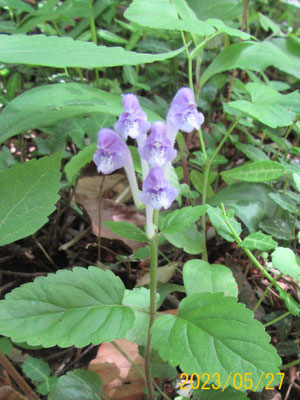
[138, 121, 177, 167]
[167, 87, 204, 133]
[114, 94, 151, 140]
[139, 167, 178, 210]
[93, 128, 127, 174]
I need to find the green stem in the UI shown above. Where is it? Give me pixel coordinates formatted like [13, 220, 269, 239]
[220, 203, 300, 313]
[280, 358, 300, 370]
[180, 31, 194, 91]
[272, 122, 296, 161]
[253, 274, 282, 313]
[144, 210, 159, 400]
[210, 119, 239, 163]
[89, 2, 100, 88]
[76, 67, 85, 84]
[111, 341, 146, 381]
[263, 311, 291, 328]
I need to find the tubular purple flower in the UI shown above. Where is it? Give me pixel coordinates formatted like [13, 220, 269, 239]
[167, 87, 204, 143]
[114, 94, 151, 140]
[93, 128, 143, 209]
[138, 121, 177, 168]
[139, 167, 178, 210]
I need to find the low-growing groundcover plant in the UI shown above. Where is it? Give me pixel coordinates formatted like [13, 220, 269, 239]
[0, 0, 300, 399]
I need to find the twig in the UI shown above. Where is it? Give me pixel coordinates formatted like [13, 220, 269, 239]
[32, 235, 55, 267]
[59, 227, 91, 251]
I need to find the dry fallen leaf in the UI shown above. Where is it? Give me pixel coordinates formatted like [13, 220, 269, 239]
[88, 339, 145, 400]
[75, 175, 146, 252]
[135, 264, 176, 287]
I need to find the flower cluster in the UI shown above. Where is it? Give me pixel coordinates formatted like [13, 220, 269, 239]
[93, 88, 204, 237]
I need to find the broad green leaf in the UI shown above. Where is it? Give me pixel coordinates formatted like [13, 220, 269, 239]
[183, 259, 237, 297]
[164, 223, 204, 254]
[187, 0, 243, 21]
[234, 143, 269, 161]
[207, 18, 251, 40]
[37, 376, 58, 396]
[97, 29, 127, 45]
[49, 369, 102, 400]
[194, 386, 248, 399]
[259, 218, 293, 241]
[0, 0, 34, 13]
[125, 0, 214, 36]
[22, 357, 51, 382]
[259, 13, 281, 35]
[0, 83, 160, 144]
[190, 170, 215, 197]
[0, 337, 13, 355]
[123, 287, 150, 346]
[241, 231, 278, 251]
[103, 221, 147, 242]
[0, 34, 184, 68]
[0, 267, 135, 347]
[221, 161, 286, 183]
[209, 182, 278, 232]
[207, 206, 241, 242]
[200, 39, 300, 87]
[272, 247, 300, 282]
[152, 293, 281, 391]
[228, 83, 300, 128]
[156, 283, 185, 308]
[65, 143, 97, 185]
[0, 145, 17, 171]
[268, 192, 298, 214]
[0, 152, 61, 247]
[160, 205, 208, 234]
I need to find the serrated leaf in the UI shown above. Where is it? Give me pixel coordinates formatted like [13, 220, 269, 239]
[37, 376, 58, 396]
[49, 369, 102, 400]
[229, 83, 300, 128]
[0, 34, 183, 68]
[152, 293, 281, 391]
[241, 231, 278, 251]
[125, 0, 214, 36]
[164, 223, 204, 254]
[160, 205, 208, 234]
[183, 260, 237, 297]
[0, 267, 135, 347]
[22, 357, 51, 382]
[65, 143, 97, 185]
[259, 217, 293, 240]
[221, 161, 286, 183]
[207, 206, 241, 242]
[103, 221, 147, 242]
[272, 247, 300, 282]
[0, 152, 61, 246]
[268, 192, 298, 214]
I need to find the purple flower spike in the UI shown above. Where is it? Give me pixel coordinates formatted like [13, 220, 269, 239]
[139, 167, 178, 210]
[167, 87, 204, 133]
[114, 94, 151, 140]
[138, 121, 177, 167]
[93, 128, 127, 174]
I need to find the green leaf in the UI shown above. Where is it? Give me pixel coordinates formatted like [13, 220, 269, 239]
[228, 83, 300, 128]
[122, 288, 150, 346]
[164, 223, 204, 254]
[0, 0, 35, 13]
[272, 247, 300, 282]
[152, 293, 281, 391]
[0, 337, 13, 355]
[0, 267, 135, 347]
[194, 386, 248, 399]
[49, 369, 102, 400]
[207, 206, 241, 242]
[207, 18, 251, 40]
[221, 161, 286, 183]
[97, 29, 127, 45]
[187, 0, 243, 21]
[208, 182, 278, 232]
[183, 260, 237, 297]
[37, 376, 58, 396]
[0, 145, 17, 171]
[293, 173, 300, 191]
[190, 170, 215, 197]
[0, 83, 160, 144]
[0, 34, 184, 68]
[259, 218, 293, 241]
[103, 221, 147, 242]
[234, 143, 269, 162]
[160, 205, 208, 234]
[22, 357, 51, 382]
[241, 231, 278, 251]
[125, 0, 214, 36]
[0, 152, 62, 247]
[65, 143, 97, 185]
[268, 192, 298, 214]
[200, 39, 300, 87]
[259, 13, 281, 35]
